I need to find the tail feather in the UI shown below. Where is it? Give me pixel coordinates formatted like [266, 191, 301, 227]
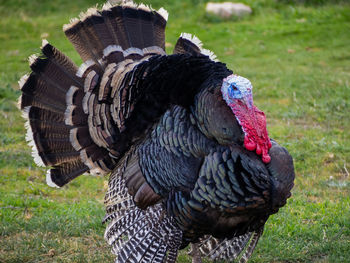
[20, 44, 82, 114]
[80, 10, 108, 59]
[64, 2, 168, 65]
[64, 18, 104, 69]
[153, 12, 167, 51]
[20, 89, 66, 115]
[20, 41, 92, 187]
[102, 46, 124, 65]
[64, 105, 87, 126]
[98, 63, 118, 100]
[31, 44, 82, 89]
[20, 40, 83, 114]
[173, 33, 218, 62]
[48, 161, 89, 187]
[148, 243, 167, 263]
[104, 169, 182, 263]
[117, 220, 156, 262]
[22, 106, 79, 165]
[109, 5, 131, 50]
[69, 127, 94, 151]
[121, 6, 144, 49]
[40, 40, 82, 78]
[138, 6, 155, 47]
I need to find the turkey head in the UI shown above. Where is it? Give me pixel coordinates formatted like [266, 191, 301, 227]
[193, 74, 272, 163]
[221, 75, 272, 163]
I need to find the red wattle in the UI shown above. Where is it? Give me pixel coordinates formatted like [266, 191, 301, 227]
[262, 153, 271, 163]
[256, 144, 262, 155]
[229, 100, 272, 164]
[244, 137, 256, 151]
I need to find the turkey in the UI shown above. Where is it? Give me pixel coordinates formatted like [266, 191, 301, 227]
[19, 1, 295, 262]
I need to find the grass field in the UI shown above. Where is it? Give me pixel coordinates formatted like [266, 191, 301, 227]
[1, 0, 350, 262]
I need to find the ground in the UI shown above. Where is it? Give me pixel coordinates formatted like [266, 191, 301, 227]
[0, 0, 349, 262]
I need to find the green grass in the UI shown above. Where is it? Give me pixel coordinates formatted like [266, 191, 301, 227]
[1, 0, 350, 262]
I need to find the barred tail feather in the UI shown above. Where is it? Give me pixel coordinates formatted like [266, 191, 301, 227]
[21, 0, 171, 187]
[63, 1, 168, 67]
[238, 228, 264, 263]
[174, 33, 218, 62]
[19, 41, 97, 187]
[198, 229, 263, 262]
[104, 170, 182, 263]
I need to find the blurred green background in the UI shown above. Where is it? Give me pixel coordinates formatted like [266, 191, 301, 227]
[0, 0, 350, 262]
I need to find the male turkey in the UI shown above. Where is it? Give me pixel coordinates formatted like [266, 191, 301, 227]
[19, 1, 295, 262]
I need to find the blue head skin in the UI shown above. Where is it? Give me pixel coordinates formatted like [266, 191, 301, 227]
[221, 75, 253, 108]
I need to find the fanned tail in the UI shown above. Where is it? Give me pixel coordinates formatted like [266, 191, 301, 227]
[20, 1, 169, 187]
[104, 167, 182, 263]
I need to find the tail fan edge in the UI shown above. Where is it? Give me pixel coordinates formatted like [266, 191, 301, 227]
[63, 0, 168, 65]
[174, 32, 218, 62]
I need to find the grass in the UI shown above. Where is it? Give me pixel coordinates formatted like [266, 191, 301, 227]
[0, 0, 349, 262]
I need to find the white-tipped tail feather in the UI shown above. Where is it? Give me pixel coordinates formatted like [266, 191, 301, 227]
[41, 39, 49, 49]
[22, 106, 46, 167]
[180, 32, 218, 62]
[142, 46, 167, 56]
[102, 1, 112, 10]
[123, 1, 138, 9]
[28, 54, 39, 66]
[17, 95, 23, 110]
[62, 17, 80, 31]
[103, 45, 123, 58]
[46, 170, 60, 188]
[69, 128, 82, 151]
[79, 7, 100, 21]
[158, 7, 169, 21]
[180, 33, 203, 47]
[18, 74, 29, 89]
[76, 59, 95, 78]
[201, 48, 218, 62]
[82, 92, 91, 114]
[17, 74, 29, 110]
[66, 86, 80, 107]
[137, 3, 151, 12]
[64, 105, 76, 126]
[123, 47, 144, 57]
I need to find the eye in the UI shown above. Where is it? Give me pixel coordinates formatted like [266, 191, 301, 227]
[231, 85, 238, 91]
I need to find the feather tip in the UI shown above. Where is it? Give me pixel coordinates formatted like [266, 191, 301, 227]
[46, 170, 60, 188]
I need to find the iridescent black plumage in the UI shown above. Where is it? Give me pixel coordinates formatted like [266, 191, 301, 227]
[19, 1, 295, 262]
